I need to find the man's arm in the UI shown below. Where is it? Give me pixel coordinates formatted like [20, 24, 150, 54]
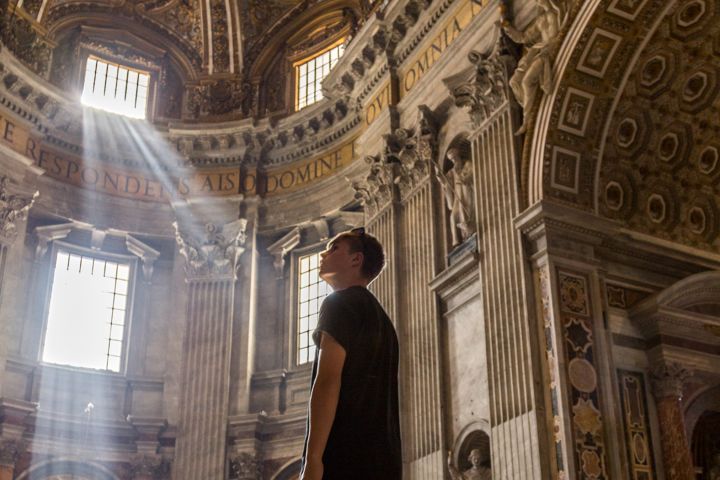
[301, 332, 347, 480]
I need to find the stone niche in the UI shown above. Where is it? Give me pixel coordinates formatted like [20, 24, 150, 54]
[429, 247, 489, 444]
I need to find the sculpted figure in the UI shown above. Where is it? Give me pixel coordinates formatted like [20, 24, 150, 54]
[433, 147, 475, 247]
[499, 0, 575, 134]
[448, 449, 492, 480]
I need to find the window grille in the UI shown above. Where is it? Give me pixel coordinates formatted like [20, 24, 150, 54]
[295, 42, 345, 110]
[81, 56, 150, 119]
[42, 250, 131, 372]
[297, 252, 331, 364]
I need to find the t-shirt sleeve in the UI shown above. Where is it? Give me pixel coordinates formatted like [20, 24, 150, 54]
[312, 293, 354, 353]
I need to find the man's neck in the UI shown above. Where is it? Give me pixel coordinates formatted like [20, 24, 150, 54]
[325, 276, 368, 291]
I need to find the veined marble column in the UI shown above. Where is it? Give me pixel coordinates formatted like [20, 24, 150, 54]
[651, 362, 695, 480]
[172, 215, 248, 480]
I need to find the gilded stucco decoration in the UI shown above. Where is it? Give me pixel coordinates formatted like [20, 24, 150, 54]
[600, 2, 720, 251]
[618, 370, 656, 479]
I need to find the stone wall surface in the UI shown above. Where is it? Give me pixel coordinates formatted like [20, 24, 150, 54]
[0, 0, 719, 479]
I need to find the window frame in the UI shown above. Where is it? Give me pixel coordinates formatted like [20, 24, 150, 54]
[38, 240, 138, 375]
[288, 242, 331, 368]
[76, 46, 160, 121]
[292, 37, 346, 111]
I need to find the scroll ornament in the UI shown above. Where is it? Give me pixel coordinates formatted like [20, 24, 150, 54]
[0, 176, 38, 244]
[173, 218, 248, 278]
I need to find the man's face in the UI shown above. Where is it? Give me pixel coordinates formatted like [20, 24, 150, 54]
[319, 239, 361, 280]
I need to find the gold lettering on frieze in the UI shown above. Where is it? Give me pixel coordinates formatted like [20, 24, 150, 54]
[364, 81, 396, 127]
[0, 111, 358, 201]
[400, 0, 490, 98]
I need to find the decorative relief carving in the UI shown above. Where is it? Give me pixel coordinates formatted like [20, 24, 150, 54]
[1, 14, 52, 77]
[449, 39, 516, 129]
[0, 439, 24, 467]
[0, 176, 38, 244]
[145, 0, 203, 54]
[350, 154, 396, 219]
[229, 452, 263, 480]
[210, 0, 230, 73]
[173, 218, 248, 278]
[591, 4, 720, 251]
[185, 80, 250, 118]
[129, 454, 171, 479]
[650, 361, 691, 400]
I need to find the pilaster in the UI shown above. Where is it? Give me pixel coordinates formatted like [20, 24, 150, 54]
[172, 197, 248, 480]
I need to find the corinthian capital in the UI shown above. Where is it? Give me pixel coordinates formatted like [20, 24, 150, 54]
[173, 218, 248, 279]
[0, 176, 38, 245]
[0, 439, 24, 467]
[651, 361, 692, 400]
[446, 38, 516, 129]
[350, 155, 396, 219]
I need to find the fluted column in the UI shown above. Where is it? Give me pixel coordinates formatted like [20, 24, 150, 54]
[651, 362, 695, 480]
[172, 212, 247, 480]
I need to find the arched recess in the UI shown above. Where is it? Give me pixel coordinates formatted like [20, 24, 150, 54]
[522, 0, 679, 211]
[271, 458, 302, 480]
[686, 386, 720, 477]
[15, 458, 121, 480]
[450, 420, 492, 471]
[245, 0, 360, 116]
[42, 15, 201, 120]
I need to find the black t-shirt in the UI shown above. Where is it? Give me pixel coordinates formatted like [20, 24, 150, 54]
[302, 286, 402, 480]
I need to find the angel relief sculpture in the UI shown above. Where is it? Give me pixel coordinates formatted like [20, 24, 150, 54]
[498, 0, 576, 134]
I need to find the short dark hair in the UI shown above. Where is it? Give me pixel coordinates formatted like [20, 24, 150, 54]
[330, 227, 385, 282]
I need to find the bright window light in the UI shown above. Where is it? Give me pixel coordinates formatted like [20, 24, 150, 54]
[297, 252, 331, 364]
[295, 42, 345, 110]
[43, 250, 131, 372]
[81, 56, 149, 119]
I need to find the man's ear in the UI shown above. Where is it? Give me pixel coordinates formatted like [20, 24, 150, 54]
[350, 251, 364, 268]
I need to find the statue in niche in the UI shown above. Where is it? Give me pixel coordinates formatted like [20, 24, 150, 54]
[433, 147, 475, 247]
[448, 449, 492, 480]
[709, 451, 720, 480]
[498, 0, 576, 134]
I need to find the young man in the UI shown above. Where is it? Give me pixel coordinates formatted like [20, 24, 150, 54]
[301, 227, 402, 480]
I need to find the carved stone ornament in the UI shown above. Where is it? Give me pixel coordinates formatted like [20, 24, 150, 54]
[500, 0, 578, 134]
[394, 105, 438, 199]
[650, 361, 692, 400]
[350, 154, 397, 219]
[0, 176, 38, 244]
[173, 219, 248, 278]
[229, 452, 263, 480]
[0, 439, 24, 467]
[450, 40, 516, 129]
[129, 454, 170, 480]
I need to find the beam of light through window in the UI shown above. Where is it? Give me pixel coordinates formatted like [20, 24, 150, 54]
[81, 56, 150, 119]
[42, 250, 131, 372]
[297, 252, 331, 364]
[295, 42, 345, 111]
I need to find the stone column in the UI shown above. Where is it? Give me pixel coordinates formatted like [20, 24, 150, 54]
[650, 361, 695, 480]
[172, 212, 248, 480]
